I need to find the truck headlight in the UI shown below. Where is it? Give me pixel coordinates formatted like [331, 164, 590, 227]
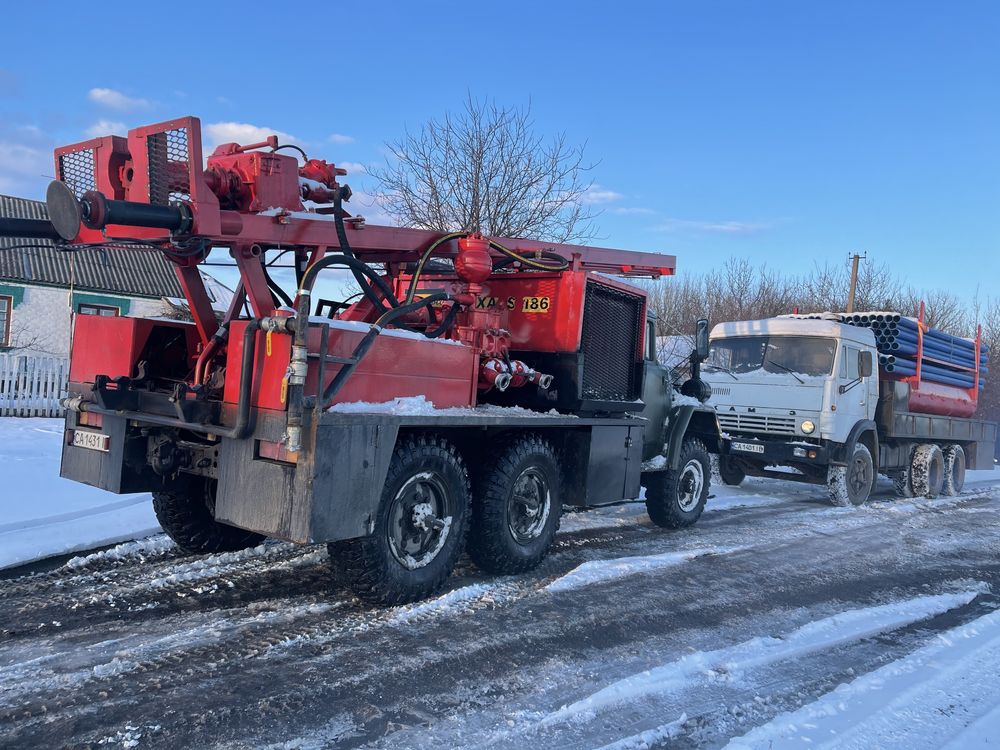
[800, 419, 816, 434]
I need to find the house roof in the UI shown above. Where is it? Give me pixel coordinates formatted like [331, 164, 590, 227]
[0, 194, 184, 299]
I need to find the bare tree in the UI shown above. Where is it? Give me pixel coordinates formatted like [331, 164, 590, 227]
[369, 97, 599, 243]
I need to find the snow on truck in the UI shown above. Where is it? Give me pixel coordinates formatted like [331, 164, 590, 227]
[703, 311, 996, 506]
[0, 116, 724, 604]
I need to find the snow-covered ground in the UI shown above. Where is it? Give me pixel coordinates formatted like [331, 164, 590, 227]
[0, 417, 159, 569]
[1, 414, 999, 749]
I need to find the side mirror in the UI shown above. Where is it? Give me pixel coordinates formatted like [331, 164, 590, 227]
[859, 350, 874, 377]
[695, 319, 710, 361]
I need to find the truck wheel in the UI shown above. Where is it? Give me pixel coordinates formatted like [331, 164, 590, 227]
[942, 445, 966, 496]
[645, 438, 710, 529]
[911, 444, 945, 499]
[827, 443, 874, 506]
[329, 435, 470, 606]
[718, 455, 746, 486]
[892, 468, 914, 498]
[469, 434, 561, 574]
[152, 478, 266, 554]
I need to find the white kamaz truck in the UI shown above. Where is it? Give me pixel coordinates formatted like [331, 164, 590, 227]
[702, 316, 996, 505]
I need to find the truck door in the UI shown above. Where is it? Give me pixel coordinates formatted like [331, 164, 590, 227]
[838, 345, 870, 418]
[641, 319, 672, 459]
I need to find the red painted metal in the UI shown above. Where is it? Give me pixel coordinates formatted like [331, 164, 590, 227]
[69, 315, 199, 384]
[223, 320, 479, 410]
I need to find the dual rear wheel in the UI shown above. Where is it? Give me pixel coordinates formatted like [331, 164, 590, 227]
[329, 433, 562, 605]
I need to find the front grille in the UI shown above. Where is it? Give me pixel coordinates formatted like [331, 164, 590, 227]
[717, 412, 797, 435]
[58, 149, 96, 198]
[147, 127, 191, 205]
[580, 282, 642, 401]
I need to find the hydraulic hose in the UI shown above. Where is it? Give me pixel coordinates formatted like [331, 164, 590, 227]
[332, 189, 398, 312]
[261, 260, 294, 308]
[404, 232, 570, 305]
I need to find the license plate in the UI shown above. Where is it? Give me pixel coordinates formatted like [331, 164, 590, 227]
[732, 441, 764, 454]
[72, 429, 109, 453]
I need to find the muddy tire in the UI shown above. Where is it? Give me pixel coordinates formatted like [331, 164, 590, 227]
[152, 478, 266, 554]
[892, 468, 914, 498]
[469, 434, 561, 575]
[718, 455, 746, 486]
[942, 445, 966, 496]
[645, 438, 710, 529]
[828, 443, 874, 506]
[910, 443, 945, 499]
[328, 435, 470, 606]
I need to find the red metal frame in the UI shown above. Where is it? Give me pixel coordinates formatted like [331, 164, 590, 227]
[52, 116, 676, 411]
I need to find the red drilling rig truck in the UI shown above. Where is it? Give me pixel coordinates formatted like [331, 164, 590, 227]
[0, 116, 723, 604]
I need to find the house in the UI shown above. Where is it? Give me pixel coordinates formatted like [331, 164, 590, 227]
[0, 195, 230, 358]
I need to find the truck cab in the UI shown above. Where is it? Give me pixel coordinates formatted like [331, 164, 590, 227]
[703, 317, 880, 502]
[703, 315, 995, 506]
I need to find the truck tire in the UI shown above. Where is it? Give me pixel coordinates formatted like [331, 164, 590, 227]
[468, 434, 561, 574]
[942, 445, 966, 496]
[910, 443, 945, 499]
[328, 435, 470, 606]
[645, 438, 710, 529]
[827, 443, 874, 506]
[718, 455, 746, 486]
[892, 468, 914, 498]
[152, 478, 266, 554]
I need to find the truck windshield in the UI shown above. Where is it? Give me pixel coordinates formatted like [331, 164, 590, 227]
[708, 336, 837, 377]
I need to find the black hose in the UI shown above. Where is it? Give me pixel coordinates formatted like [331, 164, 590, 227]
[426, 301, 460, 339]
[261, 260, 294, 308]
[298, 253, 398, 306]
[488, 240, 568, 271]
[332, 189, 398, 312]
[491, 249, 570, 271]
[404, 232, 466, 305]
[273, 143, 309, 161]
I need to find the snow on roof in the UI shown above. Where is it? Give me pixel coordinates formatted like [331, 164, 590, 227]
[710, 318, 876, 345]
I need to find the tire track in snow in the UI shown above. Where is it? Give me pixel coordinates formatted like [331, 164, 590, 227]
[725, 604, 1000, 749]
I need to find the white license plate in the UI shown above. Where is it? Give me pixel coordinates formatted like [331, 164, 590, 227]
[732, 441, 765, 454]
[72, 429, 109, 453]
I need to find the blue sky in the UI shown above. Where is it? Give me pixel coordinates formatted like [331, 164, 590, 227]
[0, 1, 996, 301]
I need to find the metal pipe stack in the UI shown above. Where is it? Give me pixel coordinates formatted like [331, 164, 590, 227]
[841, 312, 987, 391]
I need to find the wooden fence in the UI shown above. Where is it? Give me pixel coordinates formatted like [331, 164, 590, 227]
[0, 355, 69, 417]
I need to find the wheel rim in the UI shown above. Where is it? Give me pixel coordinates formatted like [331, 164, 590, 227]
[507, 467, 551, 544]
[387, 472, 452, 570]
[677, 460, 704, 512]
[849, 453, 871, 499]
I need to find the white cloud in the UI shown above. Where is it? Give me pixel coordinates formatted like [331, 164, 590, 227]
[654, 218, 773, 235]
[88, 88, 150, 111]
[611, 206, 656, 215]
[204, 121, 298, 149]
[328, 133, 354, 145]
[0, 139, 52, 197]
[337, 161, 366, 174]
[84, 120, 127, 139]
[582, 185, 623, 204]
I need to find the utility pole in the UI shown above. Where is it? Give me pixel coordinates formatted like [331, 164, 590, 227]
[846, 252, 866, 313]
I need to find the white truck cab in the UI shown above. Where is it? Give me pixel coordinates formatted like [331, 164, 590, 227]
[701, 315, 995, 506]
[706, 317, 877, 450]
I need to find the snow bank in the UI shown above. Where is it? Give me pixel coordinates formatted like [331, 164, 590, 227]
[0, 417, 159, 570]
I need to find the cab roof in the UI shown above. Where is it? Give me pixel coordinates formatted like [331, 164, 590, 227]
[709, 318, 876, 346]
